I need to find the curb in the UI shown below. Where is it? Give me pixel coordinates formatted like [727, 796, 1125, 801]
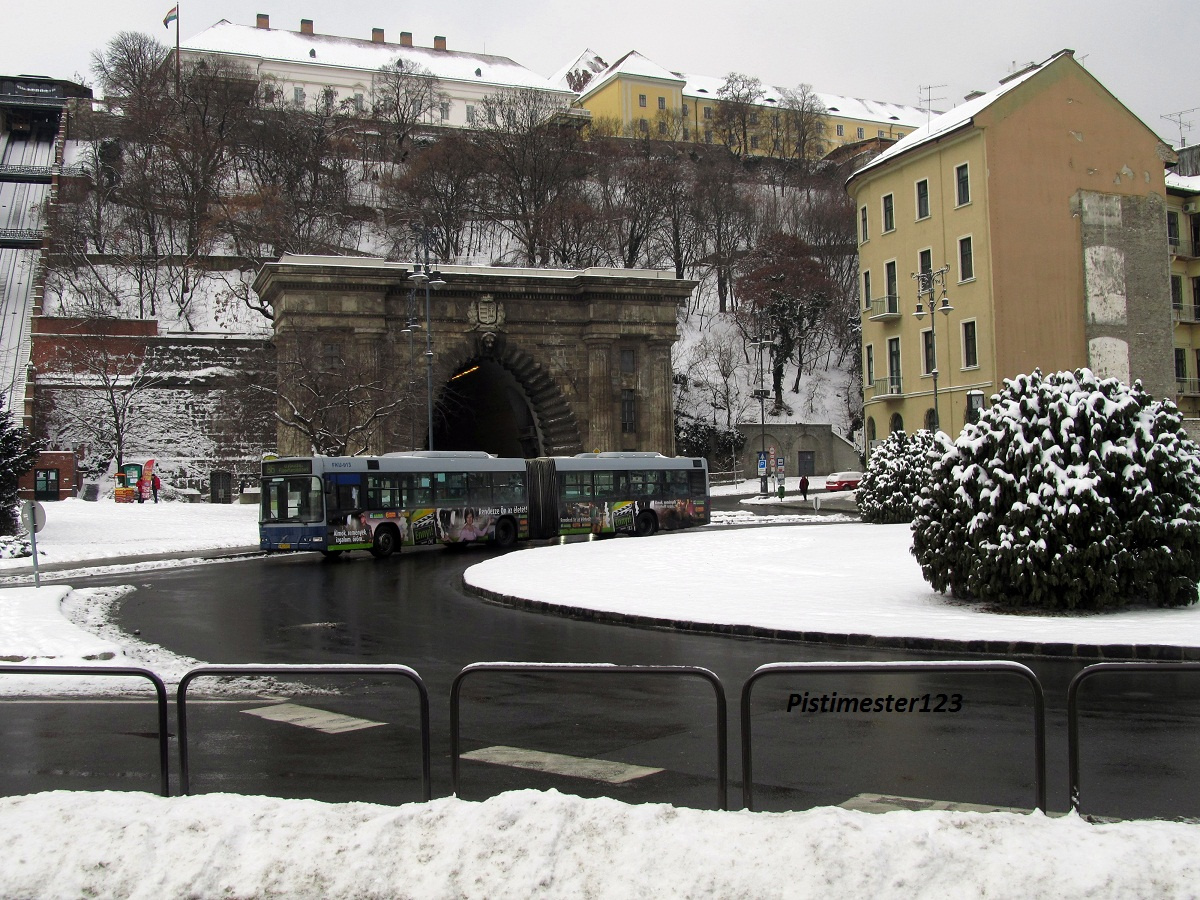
[463, 581, 1200, 662]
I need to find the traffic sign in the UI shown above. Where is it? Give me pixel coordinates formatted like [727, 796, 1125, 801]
[21, 500, 45, 534]
[757, 451, 767, 475]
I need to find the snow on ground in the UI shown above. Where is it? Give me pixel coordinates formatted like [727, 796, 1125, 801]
[4, 494, 1200, 898]
[2, 789, 1199, 900]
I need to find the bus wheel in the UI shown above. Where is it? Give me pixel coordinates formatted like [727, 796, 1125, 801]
[370, 526, 398, 559]
[635, 511, 657, 537]
[494, 517, 518, 549]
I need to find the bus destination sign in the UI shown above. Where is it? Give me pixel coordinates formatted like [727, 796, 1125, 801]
[262, 459, 313, 477]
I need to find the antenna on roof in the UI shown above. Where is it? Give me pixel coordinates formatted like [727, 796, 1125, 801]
[1163, 108, 1199, 148]
[918, 84, 945, 124]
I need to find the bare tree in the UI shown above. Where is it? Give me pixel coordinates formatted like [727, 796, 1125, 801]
[380, 132, 482, 262]
[713, 73, 765, 158]
[692, 152, 758, 313]
[472, 88, 585, 266]
[371, 59, 445, 164]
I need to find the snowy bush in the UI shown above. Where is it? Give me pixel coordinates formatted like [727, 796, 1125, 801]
[912, 370, 1200, 610]
[0, 534, 32, 559]
[858, 429, 949, 524]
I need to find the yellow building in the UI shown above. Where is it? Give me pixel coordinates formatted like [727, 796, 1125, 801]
[1168, 174, 1200, 416]
[553, 49, 926, 155]
[845, 50, 1177, 450]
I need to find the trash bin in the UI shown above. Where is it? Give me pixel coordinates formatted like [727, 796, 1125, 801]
[83, 484, 99, 502]
[210, 470, 233, 504]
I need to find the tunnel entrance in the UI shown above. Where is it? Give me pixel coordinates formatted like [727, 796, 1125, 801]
[432, 359, 542, 457]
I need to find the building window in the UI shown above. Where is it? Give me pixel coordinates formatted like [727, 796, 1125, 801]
[916, 179, 930, 220]
[682, 103, 689, 116]
[878, 129, 885, 138]
[860, 206, 868, 243]
[750, 135, 759, 149]
[836, 123, 844, 136]
[658, 96, 666, 110]
[959, 236, 974, 281]
[865, 345, 875, 386]
[621, 390, 637, 433]
[639, 118, 649, 133]
[1172, 274, 1184, 308]
[966, 391, 985, 424]
[882, 194, 895, 232]
[658, 120, 667, 135]
[33, 468, 59, 500]
[749, 112, 759, 126]
[620, 347, 636, 374]
[862, 270, 872, 309]
[354, 92, 366, 112]
[263, 85, 277, 104]
[922, 329, 935, 375]
[466, 104, 476, 125]
[962, 320, 978, 369]
[887, 337, 901, 394]
[293, 86, 306, 106]
[856, 127, 865, 139]
[1168, 211, 1181, 249]
[439, 101, 450, 121]
[1176, 348, 1187, 382]
[885, 260, 897, 304]
[703, 106, 712, 119]
[918, 248, 932, 275]
[704, 129, 712, 144]
[1193, 277, 1200, 317]
[956, 163, 970, 206]
[321, 88, 336, 110]
[639, 94, 647, 107]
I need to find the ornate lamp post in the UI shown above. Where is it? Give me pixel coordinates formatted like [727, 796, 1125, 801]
[911, 265, 954, 432]
[408, 228, 446, 450]
[749, 337, 774, 496]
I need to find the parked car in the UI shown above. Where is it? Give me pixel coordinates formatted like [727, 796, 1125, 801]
[824, 471, 863, 492]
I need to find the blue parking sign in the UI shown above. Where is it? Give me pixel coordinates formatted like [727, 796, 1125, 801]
[757, 451, 767, 474]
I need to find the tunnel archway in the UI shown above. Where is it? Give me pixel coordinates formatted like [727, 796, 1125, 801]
[431, 347, 581, 457]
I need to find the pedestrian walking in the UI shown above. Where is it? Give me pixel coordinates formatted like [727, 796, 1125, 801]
[135, 477, 146, 503]
[799, 475, 809, 501]
[152, 474, 161, 503]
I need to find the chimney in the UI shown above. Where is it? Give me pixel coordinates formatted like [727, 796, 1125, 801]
[371, 27, 385, 43]
[300, 19, 314, 35]
[256, 13, 270, 29]
[434, 35, 447, 51]
[400, 32, 412, 47]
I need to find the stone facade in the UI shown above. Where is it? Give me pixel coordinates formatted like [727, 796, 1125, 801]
[736, 422, 862, 480]
[253, 257, 696, 457]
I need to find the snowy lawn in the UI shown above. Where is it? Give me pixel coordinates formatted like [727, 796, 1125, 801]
[466, 524, 1200, 649]
[0, 498, 260, 568]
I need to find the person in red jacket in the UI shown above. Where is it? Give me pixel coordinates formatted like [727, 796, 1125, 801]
[152, 474, 162, 503]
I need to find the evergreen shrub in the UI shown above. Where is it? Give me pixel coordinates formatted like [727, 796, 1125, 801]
[858, 429, 949, 524]
[912, 369, 1200, 610]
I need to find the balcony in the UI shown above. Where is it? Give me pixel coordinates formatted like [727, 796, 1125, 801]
[1177, 378, 1200, 397]
[871, 376, 903, 397]
[866, 294, 901, 321]
[1173, 303, 1200, 324]
[1170, 235, 1199, 260]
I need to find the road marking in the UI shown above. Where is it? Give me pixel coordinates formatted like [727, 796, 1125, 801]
[461, 745, 662, 783]
[241, 702, 385, 734]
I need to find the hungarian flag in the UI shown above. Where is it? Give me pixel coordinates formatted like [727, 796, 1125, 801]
[163, 5, 178, 28]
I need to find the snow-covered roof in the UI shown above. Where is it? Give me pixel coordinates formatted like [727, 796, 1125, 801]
[849, 50, 1072, 181]
[1167, 172, 1200, 195]
[181, 20, 568, 93]
[578, 50, 686, 99]
[548, 49, 609, 93]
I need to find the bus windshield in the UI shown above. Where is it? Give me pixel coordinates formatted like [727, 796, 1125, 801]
[261, 476, 324, 524]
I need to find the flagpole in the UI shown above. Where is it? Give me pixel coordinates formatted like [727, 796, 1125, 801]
[175, 5, 180, 95]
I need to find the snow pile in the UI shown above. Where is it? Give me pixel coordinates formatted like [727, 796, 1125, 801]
[858, 428, 948, 524]
[0, 790, 1198, 899]
[914, 370, 1200, 610]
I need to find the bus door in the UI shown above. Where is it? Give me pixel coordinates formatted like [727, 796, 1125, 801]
[324, 474, 369, 546]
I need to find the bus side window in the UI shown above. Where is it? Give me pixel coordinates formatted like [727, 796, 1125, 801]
[495, 473, 525, 505]
[688, 470, 706, 496]
[593, 471, 616, 500]
[408, 473, 432, 506]
[667, 471, 689, 499]
[437, 472, 468, 503]
[563, 472, 591, 501]
[468, 472, 492, 506]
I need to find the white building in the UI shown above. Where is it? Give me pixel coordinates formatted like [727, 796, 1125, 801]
[178, 15, 574, 129]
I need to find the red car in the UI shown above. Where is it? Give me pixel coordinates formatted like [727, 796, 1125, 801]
[824, 471, 863, 492]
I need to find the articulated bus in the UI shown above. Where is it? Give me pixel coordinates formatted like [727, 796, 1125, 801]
[260, 451, 709, 558]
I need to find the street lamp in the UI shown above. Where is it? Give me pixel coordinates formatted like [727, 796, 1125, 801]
[408, 228, 447, 450]
[398, 291, 421, 450]
[912, 264, 954, 432]
[749, 337, 774, 496]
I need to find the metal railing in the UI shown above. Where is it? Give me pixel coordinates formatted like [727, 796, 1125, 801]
[1177, 377, 1200, 397]
[177, 664, 431, 800]
[1067, 662, 1200, 815]
[451, 662, 729, 810]
[871, 375, 903, 397]
[1172, 303, 1200, 324]
[739, 661, 1046, 812]
[867, 295, 901, 320]
[0, 665, 170, 796]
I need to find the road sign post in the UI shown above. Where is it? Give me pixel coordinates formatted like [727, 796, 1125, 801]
[21, 500, 45, 587]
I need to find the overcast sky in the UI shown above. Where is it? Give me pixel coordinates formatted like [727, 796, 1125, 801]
[3, 0, 1192, 146]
